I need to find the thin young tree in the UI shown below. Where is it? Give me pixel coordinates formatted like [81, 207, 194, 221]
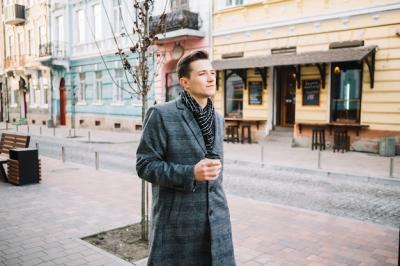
[111, 0, 167, 241]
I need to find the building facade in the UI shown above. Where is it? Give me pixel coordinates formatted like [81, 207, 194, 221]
[152, 0, 212, 103]
[212, 0, 400, 153]
[1, 0, 52, 126]
[48, 0, 145, 132]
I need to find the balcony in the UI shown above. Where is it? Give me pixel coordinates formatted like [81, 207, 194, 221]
[150, 9, 205, 43]
[5, 55, 28, 69]
[37, 42, 69, 68]
[4, 4, 26, 25]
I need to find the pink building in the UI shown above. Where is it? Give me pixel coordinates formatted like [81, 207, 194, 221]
[152, 0, 212, 103]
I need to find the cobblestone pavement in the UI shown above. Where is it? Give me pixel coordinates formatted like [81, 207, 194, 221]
[0, 158, 398, 266]
[223, 164, 400, 228]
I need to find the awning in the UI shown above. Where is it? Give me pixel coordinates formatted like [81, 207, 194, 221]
[212, 45, 377, 88]
[212, 45, 377, 70]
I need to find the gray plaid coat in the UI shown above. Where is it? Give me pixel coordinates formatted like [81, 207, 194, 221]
[136, 97, 235, 266]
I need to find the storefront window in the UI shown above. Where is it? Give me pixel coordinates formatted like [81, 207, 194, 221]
[331, 62, 362, 123]
[166, 72, 183, 102]
[225, 72, 244, 117]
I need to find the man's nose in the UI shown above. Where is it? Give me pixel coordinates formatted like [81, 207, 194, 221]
[207, 72, 215, 82]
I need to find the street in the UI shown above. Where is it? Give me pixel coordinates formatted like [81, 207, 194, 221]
[30, 132, 400, 229]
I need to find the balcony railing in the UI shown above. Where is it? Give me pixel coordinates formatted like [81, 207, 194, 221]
[5, 55, 29, 68]
[39, 42, 67, 58]
[150, 9, 200, 36]
[4, 4, 26, 25]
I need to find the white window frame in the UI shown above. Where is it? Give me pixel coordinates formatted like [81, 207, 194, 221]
[112, 69, 124, 105]
[76, 9, 85, 44]
[113, 0, 124, 35]
[93, 4, 102, 41]
[225, 0, 244, 8]
[93, 71, 103, 104]
[77, 72, 87, 104]
[18, 32, 24, 57]
[40, 77, 49, 108]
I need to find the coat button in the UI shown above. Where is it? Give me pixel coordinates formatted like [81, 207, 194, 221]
[209, 210, 213, 216]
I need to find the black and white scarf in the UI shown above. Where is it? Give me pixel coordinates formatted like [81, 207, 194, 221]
[181, 91, 215, 153]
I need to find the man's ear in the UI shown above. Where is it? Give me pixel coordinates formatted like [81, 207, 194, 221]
[179, 77, 189, 90]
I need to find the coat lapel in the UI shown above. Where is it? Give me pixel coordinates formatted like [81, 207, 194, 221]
[177, 98, 207, 154]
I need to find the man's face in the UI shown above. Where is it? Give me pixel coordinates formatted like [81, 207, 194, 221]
[180, 59, 216, 99]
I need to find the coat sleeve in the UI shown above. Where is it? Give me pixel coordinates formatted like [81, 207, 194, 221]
[136, 107, 196, 192]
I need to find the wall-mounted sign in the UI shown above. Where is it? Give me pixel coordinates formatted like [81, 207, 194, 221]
[248, 81, 263, 105]
[302, 79, 320, 106]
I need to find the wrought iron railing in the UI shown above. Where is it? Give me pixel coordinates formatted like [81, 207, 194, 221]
[150, 9, 200, 35]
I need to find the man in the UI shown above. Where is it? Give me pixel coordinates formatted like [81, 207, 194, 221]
[136, 50, 235, 266]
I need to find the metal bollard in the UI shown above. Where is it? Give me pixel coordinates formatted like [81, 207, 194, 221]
[5, 122, 8, 130]
[389, 157, 394, 178]
[40, 126, 42, 135]
[95, 152, 99, 170]
[68, 129, 71, 138]
[318, 150, 321, 169]
[261, 145, 264, 167]
[61, 146, 65, 163]
[53, 127, 56, 136]
[35, 142, 39, 150]
[27, 125, 30, 134]
[88, 131, 91, 142]
[73, 128, 76, 137]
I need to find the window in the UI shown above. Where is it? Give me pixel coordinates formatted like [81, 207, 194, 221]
[40, 77, 49, 105]
[166, 71, 182, 102]
[78, 72, 86, 102]
[331, 61, 362, 123]
[113, 0, 124, 34]
[77, 10, 85, 43]
[18, 32, 24, 56]
[171, 0, 189, 10]
[28, 30, 34, 56]
[94, 71, 102, 102]
[93, 4, 102, 40]
[113, 69, 124, 103]
[8, 35, 12, 56]
[56, 15, 64, 44]
[29, 79, 35, 106]
[225, 71, 244, 117]
[11, 89, 18, 106]
[225, 0, 243, 7]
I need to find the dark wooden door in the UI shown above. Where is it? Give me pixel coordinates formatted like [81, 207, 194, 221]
[277, 67, 296, 127]
[59, 87, 66, 126]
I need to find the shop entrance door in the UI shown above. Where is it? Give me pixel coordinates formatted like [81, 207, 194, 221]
[276, 67, 296, 127]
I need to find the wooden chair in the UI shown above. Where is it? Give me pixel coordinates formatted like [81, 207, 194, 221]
[311, 128, 326, 150]
[241, 125, 252, 144]
[333, 129, 349, 153]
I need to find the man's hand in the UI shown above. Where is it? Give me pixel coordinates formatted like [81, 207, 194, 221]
[193, 159, 222, 181]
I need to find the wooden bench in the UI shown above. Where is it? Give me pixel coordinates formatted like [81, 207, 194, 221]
[0, 133, 30, 182]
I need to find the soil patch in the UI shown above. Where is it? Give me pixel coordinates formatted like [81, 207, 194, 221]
[82, 223, 148, 263]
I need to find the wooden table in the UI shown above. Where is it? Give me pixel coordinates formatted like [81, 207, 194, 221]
[224, 117, 267, 130]
[297, 122, 369, 136]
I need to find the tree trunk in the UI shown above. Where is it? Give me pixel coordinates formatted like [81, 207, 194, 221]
[141, 92, 149, 241]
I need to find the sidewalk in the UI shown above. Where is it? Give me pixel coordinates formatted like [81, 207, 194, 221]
[0, 157, 398, 266]
[2, 122, 399, 179]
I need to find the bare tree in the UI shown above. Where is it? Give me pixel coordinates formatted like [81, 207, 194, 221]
[108, 0, 166, 241]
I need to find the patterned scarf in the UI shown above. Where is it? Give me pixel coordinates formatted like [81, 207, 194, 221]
[181, 91, 216, 153]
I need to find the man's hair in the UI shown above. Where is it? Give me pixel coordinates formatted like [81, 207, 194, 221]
[177, 50, 209, 79]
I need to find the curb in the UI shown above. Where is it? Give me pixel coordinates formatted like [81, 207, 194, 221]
[224, 158, 400, 186]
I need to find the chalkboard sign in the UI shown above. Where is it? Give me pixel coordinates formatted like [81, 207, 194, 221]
[248, 81, 263, 105]
[302, 79, 320, 106]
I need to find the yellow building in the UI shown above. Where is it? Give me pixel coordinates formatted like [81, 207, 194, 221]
[212, 0, 400, 153]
